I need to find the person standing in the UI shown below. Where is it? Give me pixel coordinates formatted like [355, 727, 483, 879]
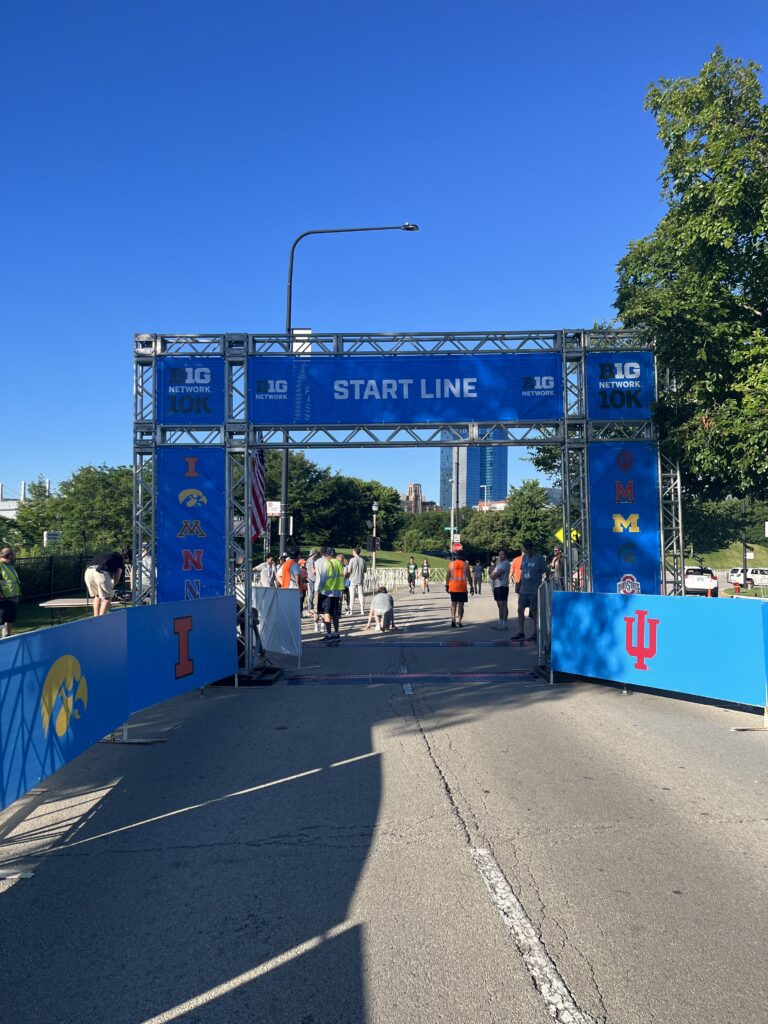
[315, 546, 345, 642]
[305, 550, 318, 616]
[512, 540, 548, 642]
[347, 546, 366, 615]
[489, 548, 511, 630]
[421, 558, 431, 593]
[446, 546, 470, 627]
[472, 559, 484, 595]
[0, 547, 21, 637]
[549, 545, 565, 590]
[84, 550, 125, 617]
[406, 557, 417, 594]
[253, 554, 277, 588]
[279, 552, 296, 590]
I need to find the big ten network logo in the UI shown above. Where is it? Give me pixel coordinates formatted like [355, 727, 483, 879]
[40, 655, 88, 738]
[521, 374, 556, 398]
[253, 379, 289, 400]
[624, 608, 659, 670]
[597, 360, 644, 411]
[167, 365, 214, 415]
[176, 455, 206, 598]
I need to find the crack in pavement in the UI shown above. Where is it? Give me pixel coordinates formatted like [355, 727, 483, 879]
[404, 688, 605, 1024]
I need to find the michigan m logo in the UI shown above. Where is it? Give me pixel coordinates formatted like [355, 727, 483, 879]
[612, 514, 640, 533]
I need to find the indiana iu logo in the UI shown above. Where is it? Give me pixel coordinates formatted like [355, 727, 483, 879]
[624, 610, 659, 670]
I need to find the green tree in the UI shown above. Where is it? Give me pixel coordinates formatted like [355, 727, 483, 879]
[13, 467, 133, 555]
[460, 510, 515, 554]
[682, 495, 742, 555]
[615, 48, 768, 499]
[505, 480, 559, 552]
[397, 509, 450, 552]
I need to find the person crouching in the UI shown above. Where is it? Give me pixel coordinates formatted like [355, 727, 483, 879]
[366, 587, 398, 633]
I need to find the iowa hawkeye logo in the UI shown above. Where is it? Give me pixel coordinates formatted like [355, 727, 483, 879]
[40, 655, 89, 737]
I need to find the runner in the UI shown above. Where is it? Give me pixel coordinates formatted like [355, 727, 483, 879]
[489, 548, 511, 630]
[406, 557, 417, 594]
[511, 540, 548, 642]
[421, 558, 431, 593]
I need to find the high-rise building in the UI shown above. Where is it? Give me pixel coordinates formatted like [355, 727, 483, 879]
[400, 482, 424, 515]
[439, 431, 508, 508]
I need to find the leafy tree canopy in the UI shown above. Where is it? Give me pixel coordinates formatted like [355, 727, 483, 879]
[615, 47, 768, 499]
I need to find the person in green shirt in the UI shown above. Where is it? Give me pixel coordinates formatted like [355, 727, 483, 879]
[0, 547, 21, 637]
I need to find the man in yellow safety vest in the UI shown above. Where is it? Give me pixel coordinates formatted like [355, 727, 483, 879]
[0, 547, 22, 637]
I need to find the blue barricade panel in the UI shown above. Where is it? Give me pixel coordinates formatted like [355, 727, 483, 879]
[552, 592, 768, 708]
[0, 597, 238, 812]
[128, 596, 237, 713]
[0, 615, 129, 811]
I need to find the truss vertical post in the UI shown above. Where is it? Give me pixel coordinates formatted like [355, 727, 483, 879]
[659, 454, 684, 595]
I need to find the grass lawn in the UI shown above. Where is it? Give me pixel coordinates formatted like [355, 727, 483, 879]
[696, 542, 768, 570]
[13, 600, 92, 634]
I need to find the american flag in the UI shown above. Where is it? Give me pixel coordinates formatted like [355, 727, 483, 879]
[250, 447, 268, 541]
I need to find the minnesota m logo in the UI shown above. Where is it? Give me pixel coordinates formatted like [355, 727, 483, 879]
[612, 514, 640, 533]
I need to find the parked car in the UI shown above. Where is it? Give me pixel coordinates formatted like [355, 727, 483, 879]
[728, 566, 768, 588]
[684, 566, 719, 596]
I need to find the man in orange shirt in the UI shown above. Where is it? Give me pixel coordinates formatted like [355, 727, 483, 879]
[510, 550, 523, 590]
[278, 551, 296, 589]
[446, 544, 471, 628]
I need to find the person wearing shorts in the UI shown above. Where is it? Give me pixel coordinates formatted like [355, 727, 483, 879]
[489, 548, 511, 630]
[366, 587, 398, 632]
[315, 547, 345, 642]
[407, 557, 417, 594]
[512, 540, 548, 641]
[84, 551, 124, 617]
[421, 559, 431, 593]
[446, 549, 470, 627]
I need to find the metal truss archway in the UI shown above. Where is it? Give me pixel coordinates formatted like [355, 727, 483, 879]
[133, 330, 684, 671]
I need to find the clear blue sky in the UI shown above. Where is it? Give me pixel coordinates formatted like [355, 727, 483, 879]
[2, 1, 766, 503]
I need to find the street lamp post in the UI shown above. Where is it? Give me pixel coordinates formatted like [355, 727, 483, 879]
[280, 223, 420, 548]
[480, 484, 489, 508]
[371, 501, 379, 577]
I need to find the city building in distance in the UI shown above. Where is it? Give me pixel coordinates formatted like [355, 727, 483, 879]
[439, 430, 508, 509]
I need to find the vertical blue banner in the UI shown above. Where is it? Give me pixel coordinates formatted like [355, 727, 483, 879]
[585, 351, 656, 420]
[156, 447, 227, 603]
[156, 357, 226, 425]
[588, 441, 662, 595]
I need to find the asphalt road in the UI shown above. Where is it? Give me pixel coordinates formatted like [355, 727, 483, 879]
[1, 589, 766, 1023]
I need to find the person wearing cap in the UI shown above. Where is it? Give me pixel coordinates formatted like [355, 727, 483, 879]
[315, 546, 345, 641]
[0, 547, 21, 637]
[278, 552, 296, 590]
[445, 544, 472, 628]
[512, 540, 548, 642]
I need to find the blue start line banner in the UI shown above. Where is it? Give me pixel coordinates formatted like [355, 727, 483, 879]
[588, 441, 662, 596]
[246, 353, 564, 425]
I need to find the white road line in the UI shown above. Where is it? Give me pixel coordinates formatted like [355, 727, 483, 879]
[471, 847, 598, 1024]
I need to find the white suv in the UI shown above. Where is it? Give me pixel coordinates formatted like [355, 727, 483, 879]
[684, 566, 719, 597]
[728, 566, 768, 588]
